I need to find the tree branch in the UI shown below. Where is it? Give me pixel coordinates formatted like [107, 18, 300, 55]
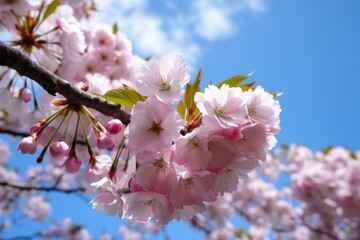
[0, 128, 29, 138]
[0, 41, 131, 125]
[0, 180, 86, 194]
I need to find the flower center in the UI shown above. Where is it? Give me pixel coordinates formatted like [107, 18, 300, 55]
[187, 137, 201, 150]
[159, 77, 170, 91]
[184, 177, 195, 189]
[148, 121, 164, 135]
[248, 106, 257, 116]
[11, 12, 48, 55]
[225, 168, 234, 176]
[143, 199, 155, 207]
[214, 105, 226, 117]
[153, 158, 167, 173]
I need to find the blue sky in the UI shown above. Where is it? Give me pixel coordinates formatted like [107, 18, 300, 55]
[2, 0, 360, 239]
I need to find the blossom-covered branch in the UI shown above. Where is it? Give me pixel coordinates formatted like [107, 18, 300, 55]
[0, 41, 131, 125]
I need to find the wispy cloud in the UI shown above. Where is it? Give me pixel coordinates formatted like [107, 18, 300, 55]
[94, 0, 265, 66]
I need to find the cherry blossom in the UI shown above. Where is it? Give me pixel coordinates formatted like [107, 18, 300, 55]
[127, 97, 184, 153]
[195, 84, 247, 129]
[17, 136, 37, 154]
[136, 55, 190, 104]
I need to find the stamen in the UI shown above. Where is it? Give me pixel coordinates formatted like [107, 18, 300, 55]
[148, 121, 164, 135]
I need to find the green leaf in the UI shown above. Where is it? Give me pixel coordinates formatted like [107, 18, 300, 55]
[177, 100, 186, 119]
[270, 90, 286, 98]
[42, 0, 61, 23]
[350, 152, 357, 160]
[112, 22, 118, 34]
[98, 87, 146, 108]
[184, 69, 202, 110]
[240, 81, 256, 91]
[216, 72, 253, 88]
[322, 145, 334, 155]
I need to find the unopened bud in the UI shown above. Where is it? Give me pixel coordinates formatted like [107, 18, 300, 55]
[19, 87, 32, 103]
[106, 119, 122, 135]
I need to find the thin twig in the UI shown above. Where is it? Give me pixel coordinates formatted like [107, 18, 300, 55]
[0, 232, 40, 240]
[0, 180, 86, 194]
[0, 41, 131, 124]
[0, 128, 29, 138]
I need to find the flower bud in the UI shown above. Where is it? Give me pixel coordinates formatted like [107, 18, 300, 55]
[30, 123, 41, 134]
[106, 119, 122, 135]
[49, 141, 69, 158]
[64, 152, 81, 173]
[97, 133, 114, 149]
[19, 87, 32, 103]
[17, 136, 37, 154]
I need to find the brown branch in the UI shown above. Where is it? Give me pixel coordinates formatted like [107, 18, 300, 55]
[0, 180, 86, 194]
[0, 128, 29, 138]
[0, 41, 131, 125]
[304, 223, 338, 240]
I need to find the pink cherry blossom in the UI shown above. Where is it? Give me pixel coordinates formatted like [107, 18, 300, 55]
[135, 150, 178, 195]
[124, 192, 172, 224]
[169, 173, 217, 208]
[195, 84, 247, 129]
[136, 55, 190, 104]
[175, 129, 212, 171]
[24, 195, 51, 222]
[244, 86, 281, 133]
[207, 135, 236, 170]
[214, 156, 259, 195]
[127, 97, 184, 153]
[17, 136, 37, 154]
[235, 124, 270, 162]
[90, 192, 123, 218]
[87, 154, 113, 179]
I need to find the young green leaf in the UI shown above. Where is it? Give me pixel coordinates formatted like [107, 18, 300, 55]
[42, 0, 61, 23]
[177, 100, 186, 119]
[112, 22, 119, 34]
[216, 72, 253, 88]
[270, 90, 286, 98]
[98, 88, 146, 108]
[184, 69, 202, 109]
[240, 81, 256, 91]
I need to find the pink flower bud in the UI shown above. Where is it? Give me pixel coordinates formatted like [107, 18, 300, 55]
[97, 133, 114, 149]
[19, 87, 32, 103]
[30, 123, 41, 134]
[64, 150, 81, 173]
[106, 119, 122, 135]
[17, 136, 37, 154]
[49, 141, 69, 158]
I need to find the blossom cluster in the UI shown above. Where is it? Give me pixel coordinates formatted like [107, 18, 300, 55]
[87, 58, 281, 223]
[1, 0, 281, 224]
[286, 145, 360, 239]
[185, 145, 360, 240]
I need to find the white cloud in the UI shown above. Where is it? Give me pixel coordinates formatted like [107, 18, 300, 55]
[94, 0, 265, 66]
[192, 1, 236, 41]
[243, 0, 266, 12]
